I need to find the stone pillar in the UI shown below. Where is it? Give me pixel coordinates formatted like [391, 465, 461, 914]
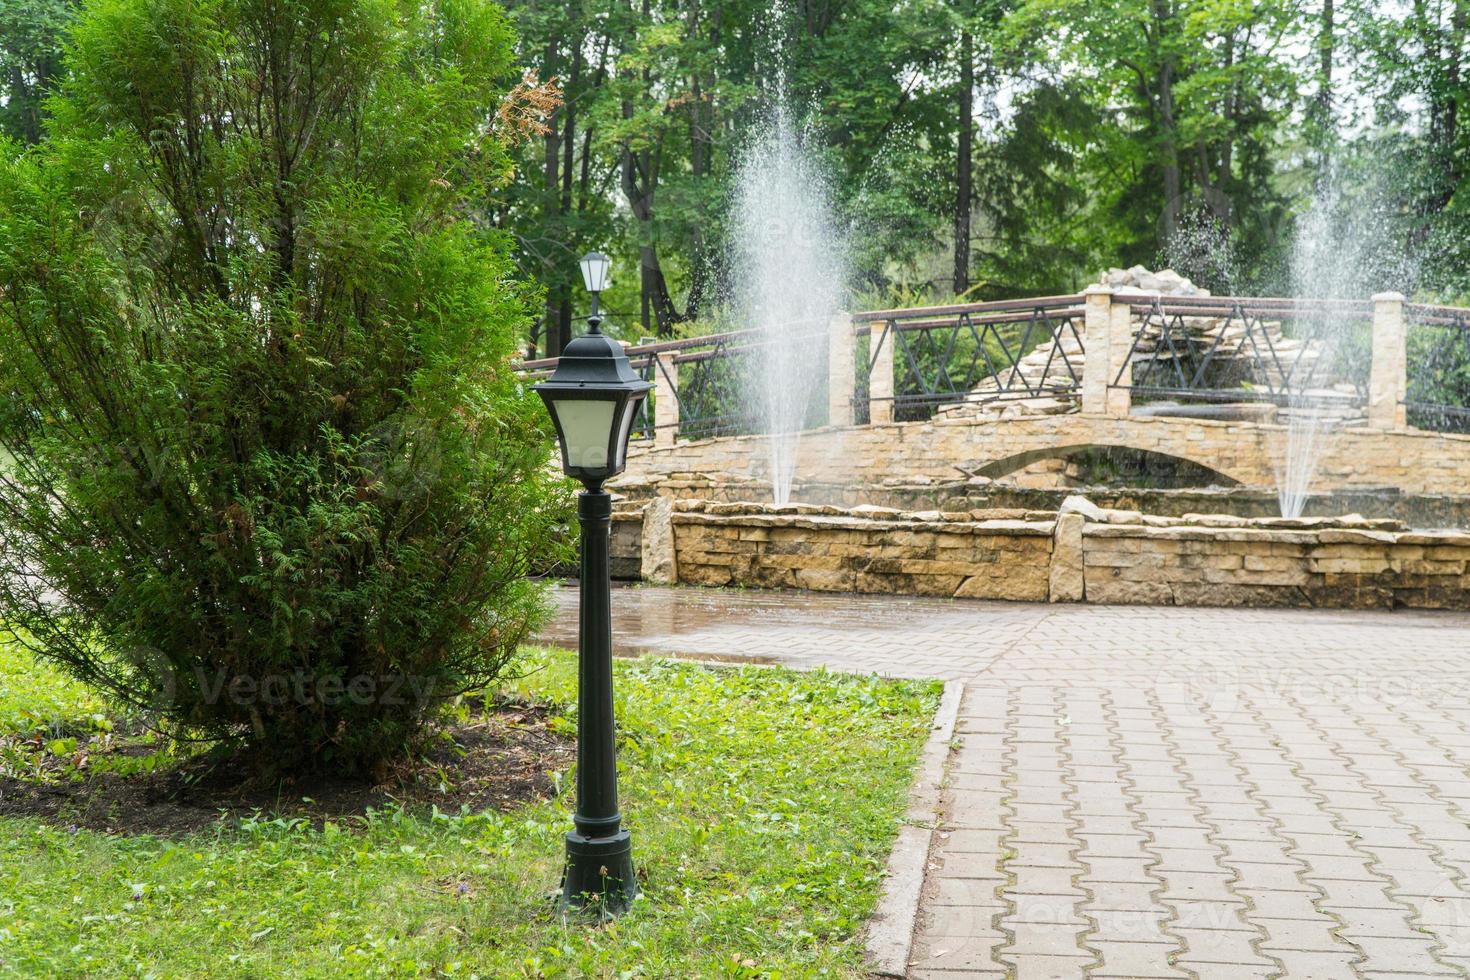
[640, 496, 677, 584]
[1081, 285, 1113, 415]
[1049, 511, 1085, 602]
[1105, 294, 1134, 418]
[651, 356, 678, 448]
[828, 312, 855, 428]
[1369, 291, 1408, 431]
[868, 321, 895, 424]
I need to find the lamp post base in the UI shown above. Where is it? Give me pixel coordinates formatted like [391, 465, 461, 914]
[557, 828, 638, 919]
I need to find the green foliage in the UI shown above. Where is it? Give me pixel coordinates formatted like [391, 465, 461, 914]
[0, 0, 570, 773]
[18, 1, 1470, 320]
[1407, 323, 1470, 433]
[0, 632, 107, 738]
[0, 645, 940, 976]
[12, 0, 1470, 319]
[0, 0, 73, 144]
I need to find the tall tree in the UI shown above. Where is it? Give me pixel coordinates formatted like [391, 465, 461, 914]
[0, 0, 568, 773]
[0, 0, 73, 143]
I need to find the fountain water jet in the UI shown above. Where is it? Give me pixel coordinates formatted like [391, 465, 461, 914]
[730, 56, 846, 505]
[1275, 175, 1403, 518]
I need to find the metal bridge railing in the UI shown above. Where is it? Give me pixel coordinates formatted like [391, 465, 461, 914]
[518, 291, 1470, 443]
[1405, 303, 1470, 433]
[1117, 296, 1374, 410]
[521, 326, 828, 443]
[851, 295, 1086, 422]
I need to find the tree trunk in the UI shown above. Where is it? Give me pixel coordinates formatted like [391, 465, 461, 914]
[540, 40, 564, 359]
[1310, 0, 1335, 178]
[1318, 0, 1335, 117]
[954, 29, 973, 296]
[554, 40, 582, 356]
[685, 64, 710, 322]
[1147, 0, 1182, 243]
[1448, 0, 1466, 190]
[1420, 0, 1465, 215]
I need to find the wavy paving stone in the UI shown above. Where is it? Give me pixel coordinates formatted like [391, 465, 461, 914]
[543, 586, 1470, 976]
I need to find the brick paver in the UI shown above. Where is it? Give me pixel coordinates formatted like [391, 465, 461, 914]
[542, 585, 1470, 978]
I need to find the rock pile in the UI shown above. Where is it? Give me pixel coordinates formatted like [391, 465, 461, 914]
[1100, 265, 1209, 296]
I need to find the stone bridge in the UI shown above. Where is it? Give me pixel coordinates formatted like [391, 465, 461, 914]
[621, 411, 1470, 497]
[616, 286, 1470, 497]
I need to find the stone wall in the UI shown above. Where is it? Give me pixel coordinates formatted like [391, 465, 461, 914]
[610, 511, 644, 580]
[619, 413, 1470, 497]
[629, 497, 1470, 611]
[670, 503, 1055, 600]
[612, 475, 1470, 529]
[1080, 521, 1469, 610]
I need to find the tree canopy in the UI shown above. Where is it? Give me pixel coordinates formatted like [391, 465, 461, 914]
[4, 0, 1466, 350]
[489, 0, 1468, 351]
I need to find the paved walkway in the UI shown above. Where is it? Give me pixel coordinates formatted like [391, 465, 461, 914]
[542, 585, 1470, 979]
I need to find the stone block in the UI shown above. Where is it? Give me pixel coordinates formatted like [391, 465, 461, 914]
[760, 553, 847, 571]
[1318, 528, 1399, 545]
[749, 564, 796, 589]
[1401, 532, 1470, 546]
[632, 412, 1470, 610]
[954, 565, 1049, 601]
[1171, 583, 1302, 607]
[678, 562, 734, 586]
[792, 568, 857, 592]
[1085, 550, 1146, 568]
[854, 572, 908, 594]
[1049, 513, 1085, 603]
[1080, 529, 1147, 548]
[1243, 554, 1304, 573]
[704, 537, 760, 555]
[1180, 513, 1250, 527]
[890, 558, 990, 576]
[1300, 543, 1386, 560]
[1394, 585, 1470, 610]
[1309, 578, 1395, 609]
[1059, 494, 1108, 521]
[641, 496, 677, 585]
[1084, 577, 1173, 605]
[1309, 557, 1393, 575]
[1392, 559, 1465, 576]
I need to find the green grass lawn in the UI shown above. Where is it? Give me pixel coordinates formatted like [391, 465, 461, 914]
[0, 640, 939, 977]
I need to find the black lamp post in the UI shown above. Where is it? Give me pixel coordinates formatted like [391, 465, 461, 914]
[534, 251, 649, 918]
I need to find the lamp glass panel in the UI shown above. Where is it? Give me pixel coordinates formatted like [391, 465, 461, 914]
[611, 395, 642, 469]
[550, 397, 616, 471]
[580, 253, 612, 293]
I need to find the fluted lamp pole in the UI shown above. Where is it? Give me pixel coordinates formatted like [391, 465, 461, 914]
[534, 252, 648, 918]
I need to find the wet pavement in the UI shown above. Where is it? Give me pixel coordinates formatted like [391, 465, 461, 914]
[540, 584, 1470, 685]
[539, 585, 1470, 978]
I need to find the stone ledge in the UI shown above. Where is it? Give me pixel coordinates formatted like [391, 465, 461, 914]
[605, 494, 1470, 611]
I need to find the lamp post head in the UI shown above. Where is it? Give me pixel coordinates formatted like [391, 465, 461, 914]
[579, 252, 613, 332]
[533, 331, 650, 486]
[579, 252, 612, 293]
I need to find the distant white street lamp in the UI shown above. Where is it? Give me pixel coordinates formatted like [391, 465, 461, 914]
[579, 251, 613, 322]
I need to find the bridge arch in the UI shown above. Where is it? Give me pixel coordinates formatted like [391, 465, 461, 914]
[967, 442, 1243, 488]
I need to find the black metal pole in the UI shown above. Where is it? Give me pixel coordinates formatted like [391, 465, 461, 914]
[587, 292, 601, 333]
[559, 483, 637, 916]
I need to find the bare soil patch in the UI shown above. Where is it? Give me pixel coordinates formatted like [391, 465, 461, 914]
[0, 696, 574, 836]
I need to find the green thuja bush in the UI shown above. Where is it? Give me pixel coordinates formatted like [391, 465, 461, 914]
[0, 0, 569, 772]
